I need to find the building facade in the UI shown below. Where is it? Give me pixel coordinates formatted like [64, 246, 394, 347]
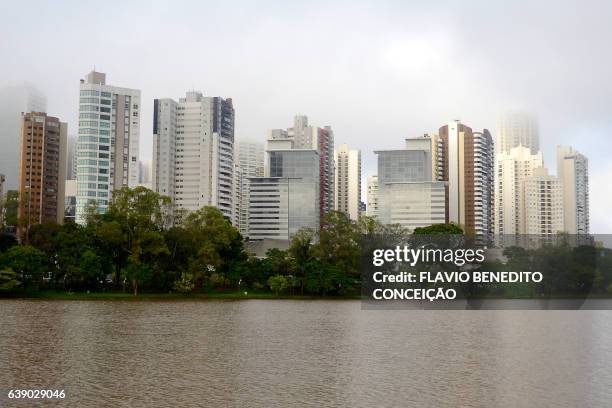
[75, 71, 140, 224]
[375, 137, 446, 231]
[234, 140, 264, 235]
[557, 145, 589, 234]
[18, 112, 67, 228]
[437, 122, 494, 236]
[334, 143, 361, 220]
[496, 112, 539, 155]
[366, 175, 379, 217]
[271, 115, 334, 222]
[524, 167, 564, 235]
[153, 91, 235, 220]
[494, 145, 545, 235]
[247, 138, 319, 240]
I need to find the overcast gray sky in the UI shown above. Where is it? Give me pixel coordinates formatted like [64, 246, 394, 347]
[1, 0, 611, 232]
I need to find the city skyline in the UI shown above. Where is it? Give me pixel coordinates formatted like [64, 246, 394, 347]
[1, 1, 611, 232]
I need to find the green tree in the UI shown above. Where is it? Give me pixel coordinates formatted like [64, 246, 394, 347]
[0, 268, 21, 292]
[3, 190, 19, 227]
[413, 223, 463, 235]
[268, 274, 289, 295]
[0, 246, 46, 289]
[97, 187, 172, 293]
[80, 249, 104, 287]
[182, 206, 243, 290]
[289, 228, 315, 293]
[314, 211, 360, 279]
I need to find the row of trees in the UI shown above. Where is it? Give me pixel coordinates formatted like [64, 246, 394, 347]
[1, 186, 611, 297]
[0, 186, 410, 296]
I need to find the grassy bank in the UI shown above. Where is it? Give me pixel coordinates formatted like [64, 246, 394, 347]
[0, 290, 360, 301]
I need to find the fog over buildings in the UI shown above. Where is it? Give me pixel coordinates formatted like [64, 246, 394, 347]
[1, 1, 611, 232]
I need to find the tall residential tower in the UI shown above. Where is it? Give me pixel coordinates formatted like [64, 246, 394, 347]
[334, 143, 361, 220]
[153, 91, 235, 220]
[75, 71, 140, 224]
[437, 122, 494, 236]
[18, 112, 67, 228]
[557, 146, 589, 234]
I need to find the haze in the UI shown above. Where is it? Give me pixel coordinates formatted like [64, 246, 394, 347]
[1, 0, 611, 232]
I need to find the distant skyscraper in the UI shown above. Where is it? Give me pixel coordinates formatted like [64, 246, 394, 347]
[0, 84, 46, 189]
[334, 143, 361, 220]
[247, 138, 319, 240]
[18, 112, 67, 229]
[494, 145, 545, 235]
[496, 112, 539, 155]
[75, 71, 140, 224]
[272, 115, 334, 222]
[234, 140, 264, 235]
[138, 160, 152, 184]
[153, 91, 235, 220]
[366, 175, 379, 217]
[436, 122, 494, 236]
[66, 135, 77, 180]
[557, 146, 589, 234]
[375, 137, 446, 231]
[524, 167, 564, 235]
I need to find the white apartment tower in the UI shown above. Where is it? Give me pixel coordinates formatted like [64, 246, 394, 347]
[233, 140, 264, 235]
[366, 175, 379, 217]
[75, 71, 140, 224]
[153, 91, 235, 219]
[557, 146, 589, 234]
[494, 145, 545, 235]
[334, 144, 361, 220]
[496, 112, 539, 155]
[524, 167, 564, 235]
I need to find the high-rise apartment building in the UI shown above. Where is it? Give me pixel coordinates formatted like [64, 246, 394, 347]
[247, 138, 319, 240]
[494, 145, 545, 235]
[153, 91, 235, 220]
[366, 175, 379, 217]
[496, 112, 539, 155]
[437, 122, 494, 236]
[0, 84, 46, 189]
[234, 140, 264, 235]
[18, 112, 67, 228]
[334, 143, 361, 220]
[75, 71, 140, 224]
[524, 167, 564, 235]
[271, 115, 334, 222]
[557, 146, 589, 234]
[375, 138, 446, 231]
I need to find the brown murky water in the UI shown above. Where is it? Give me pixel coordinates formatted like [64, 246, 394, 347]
[0, 300, 611, 407]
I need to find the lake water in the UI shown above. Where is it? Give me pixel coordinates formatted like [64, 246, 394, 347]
[0, 300, 611, 407]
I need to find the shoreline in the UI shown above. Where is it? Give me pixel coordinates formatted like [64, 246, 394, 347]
[0, 291, 360, 301]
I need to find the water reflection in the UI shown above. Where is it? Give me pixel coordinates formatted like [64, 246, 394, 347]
[0, 300, 611, 407]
